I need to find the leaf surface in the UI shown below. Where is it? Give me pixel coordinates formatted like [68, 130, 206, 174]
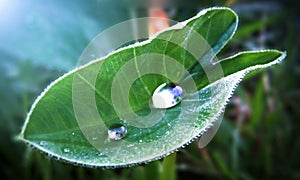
[19, 7, 286, 167]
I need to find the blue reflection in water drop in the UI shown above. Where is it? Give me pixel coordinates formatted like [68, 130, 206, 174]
[152, 82, 184, 108]
[108, 124, 127, 141]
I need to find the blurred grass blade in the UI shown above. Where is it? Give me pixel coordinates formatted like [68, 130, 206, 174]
[234, 13, 282, 40]
[160, 153, 177, 180]
[145, 160, 162, 180]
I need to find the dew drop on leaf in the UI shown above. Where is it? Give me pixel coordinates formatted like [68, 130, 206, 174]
[108, 124, 127, 141]
[39, 141, 47, 146]
[152, 82, 184, 108]
[63, 148, 70, 153]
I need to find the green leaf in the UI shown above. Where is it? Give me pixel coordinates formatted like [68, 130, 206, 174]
[19, 7, 286, 167]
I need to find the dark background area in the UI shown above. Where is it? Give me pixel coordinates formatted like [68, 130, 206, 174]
[0, 0, 299, 179]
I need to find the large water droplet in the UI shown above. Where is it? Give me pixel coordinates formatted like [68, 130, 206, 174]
[108, 124, 127, 141]
[152, 82, 184, 108]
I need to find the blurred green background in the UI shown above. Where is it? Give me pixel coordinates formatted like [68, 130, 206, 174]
[0, 0, 299, 179]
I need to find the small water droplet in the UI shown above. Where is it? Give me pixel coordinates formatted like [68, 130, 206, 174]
[139, 140, 143, 143]
[39, 141, 47, 146]
[92, 137, 97, 141]
[152, 82, 184, 108]
[127, 144, 134, 148]
[63, 148, 70, 153]
[108, 124, 127, 141]
[71, 132, 75, 136]
[97, 152, 104, 156]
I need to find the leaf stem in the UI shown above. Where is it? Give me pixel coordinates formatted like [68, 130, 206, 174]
[160, 153, 177, 180]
